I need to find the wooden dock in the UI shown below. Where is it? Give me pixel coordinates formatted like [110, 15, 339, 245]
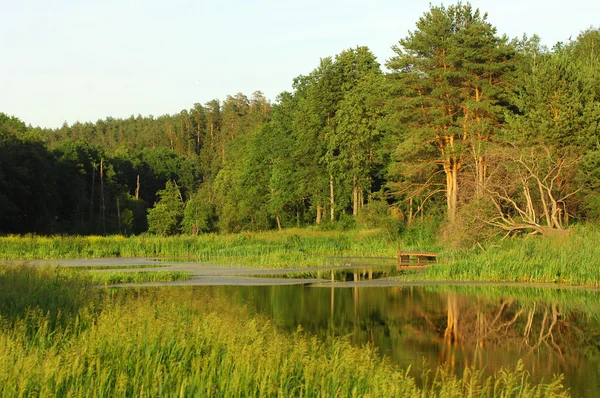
[397, 250, 438, 267]
[328, 250, 438, 269]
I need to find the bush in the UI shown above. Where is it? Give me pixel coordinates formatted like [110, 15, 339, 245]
[357, 200, 404, 240]
[401, 216, 441, 249]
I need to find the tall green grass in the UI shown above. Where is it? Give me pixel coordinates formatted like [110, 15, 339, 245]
[87, 270, 192, 285]
[425, 224, 600, 286]
[0, 265, 569, 397]
[0, 264, 95, 329]
[3, 223, 599, 285]
[0, 229, 399, 267]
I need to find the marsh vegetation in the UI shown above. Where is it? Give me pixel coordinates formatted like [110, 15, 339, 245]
[0, 264, 577, 397]
[3, 223, 600, 286]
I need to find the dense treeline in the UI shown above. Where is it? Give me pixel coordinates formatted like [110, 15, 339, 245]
[1, 3, 599, 242]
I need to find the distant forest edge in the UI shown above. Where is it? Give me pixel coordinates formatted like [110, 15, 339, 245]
[1, 3, 599, 245]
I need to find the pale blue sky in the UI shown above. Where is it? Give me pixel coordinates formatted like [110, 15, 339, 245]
[1, 0, 598, 128]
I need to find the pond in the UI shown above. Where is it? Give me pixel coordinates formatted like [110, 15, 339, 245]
[171, 283, 600, 397]
[25, 257, 600, 395]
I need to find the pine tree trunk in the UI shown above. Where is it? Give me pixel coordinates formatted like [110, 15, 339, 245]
[475, 155, 485, 198]
[352, 176, 358, 216]
[359, 190, 364, 209]
[330, 175, 335, 221]
[135, 175, 140, 200]
[473, 146, 486, 199]
[276, 215, 282, 231]
[316, 203, 322, 225]
[444, 158, 459, 223]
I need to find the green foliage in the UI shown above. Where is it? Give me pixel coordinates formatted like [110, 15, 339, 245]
[147, 181, 184, 236]
[401, 217, 442, 249]
[182, 195, 216, 235]
[386, 3, 516, 221]
[316, 213, 357, 232]
[0, 113, 27, 136]
[357, 200, 404, 239]
[0, 124, 59, 233]
[505, 37, 599, 149]
[136, 146, 200, 201]
[324, 47, 385, 214]
[0, 12, 598, 239]
[117, 193, 147, 235]
[266, 93, 302, 220]
[493, 31, 600, 230]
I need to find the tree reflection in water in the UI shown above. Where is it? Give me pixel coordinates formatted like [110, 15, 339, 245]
[198, 284, 600, 397]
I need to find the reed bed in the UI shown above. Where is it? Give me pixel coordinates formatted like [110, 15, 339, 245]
[425, 224, 600, 286]
[0, 264, 569, 397]
[86, 270, 192, 285]
[3, 223, 599, 285]
[0, 229, 398, 268]
[0, 263, 95, 329]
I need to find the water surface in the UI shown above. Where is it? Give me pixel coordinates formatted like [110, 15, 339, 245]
[25, 257, 600, 395]
[183, 284, 600, 397]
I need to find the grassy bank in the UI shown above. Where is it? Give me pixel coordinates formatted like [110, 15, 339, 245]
[1, 223, 599, 286]
[0, 265, 568, 397]
[426, 224, 600, 287]
[0, 229, 402, 267]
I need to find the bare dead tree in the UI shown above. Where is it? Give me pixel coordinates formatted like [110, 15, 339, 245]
[387, 165, 445, 224]
[483, 144, 581, 236]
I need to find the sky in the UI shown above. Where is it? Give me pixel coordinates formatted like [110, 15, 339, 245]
[1, 0, 598, 128]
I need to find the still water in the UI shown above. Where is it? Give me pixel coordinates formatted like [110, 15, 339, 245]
[188, 283, 600, 397]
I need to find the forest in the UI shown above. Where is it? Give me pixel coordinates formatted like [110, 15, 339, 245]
[1, 3, 599, 246]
